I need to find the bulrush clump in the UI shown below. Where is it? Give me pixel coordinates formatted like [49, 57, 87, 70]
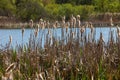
[1, 15, 120, 80]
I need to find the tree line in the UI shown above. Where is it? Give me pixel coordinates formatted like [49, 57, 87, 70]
[0, 0, 120, 21]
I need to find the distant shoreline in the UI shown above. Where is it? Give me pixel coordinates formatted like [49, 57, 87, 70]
[0, 21, 120, 29]
[0, 13, 120, 28]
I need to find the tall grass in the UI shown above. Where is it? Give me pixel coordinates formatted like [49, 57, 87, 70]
[0, 25, 120, 80]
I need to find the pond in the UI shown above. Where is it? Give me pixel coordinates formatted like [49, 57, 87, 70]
[0, 27, 117, 49]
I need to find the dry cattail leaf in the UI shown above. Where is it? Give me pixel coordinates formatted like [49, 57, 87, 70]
[6, 63, 16, 73]
[91, 75, 94, 80]
[2, 75, 7, 80]
[39, 73, 44, 80]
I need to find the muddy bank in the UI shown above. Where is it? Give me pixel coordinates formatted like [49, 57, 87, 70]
[0, 13, 120, 28]
[88, 13, 120, 27]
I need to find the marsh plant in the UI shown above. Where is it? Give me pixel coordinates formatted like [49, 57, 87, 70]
[0, 25, 120, 80]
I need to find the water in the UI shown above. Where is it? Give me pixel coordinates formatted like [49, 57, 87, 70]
[0, 27, 117, 49]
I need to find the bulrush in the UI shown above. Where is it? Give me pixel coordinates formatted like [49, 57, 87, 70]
[116, 25, 120, 37]
[29, 19, 33, 28]
[89, 22, 94, 42]
[48, 28, 51, 35]
[61, 16, 66, 28]
[65, 22, 69, 33]
[110, 16, 114, 26]
[46, 20, 50, 28]
[39, 18, 45, 30]
[80, 26, 85, 42]
[73, 15, 76, 28]
[89, 22, 94, 33]
[36, 24, 40, 32]
[80, 26, 85, 33]
[76, 15, 81, 28]
[72, 31, 75, 38]
[21, 26, 25, 37]
[85, 21, 89, 28]
[9, 35, 12, 44]
[34, 29, 38, 38]
[44, 20, 47, 28]
[100, 32, 104, 42]
[53, 21, 58, 28]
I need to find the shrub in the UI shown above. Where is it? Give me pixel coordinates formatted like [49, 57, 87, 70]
[16, 0, 46, 21]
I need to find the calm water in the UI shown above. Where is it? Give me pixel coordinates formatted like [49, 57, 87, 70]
[0, 27, 117, 49]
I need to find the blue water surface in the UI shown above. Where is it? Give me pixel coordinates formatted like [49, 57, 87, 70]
[0, 27, 117, 49]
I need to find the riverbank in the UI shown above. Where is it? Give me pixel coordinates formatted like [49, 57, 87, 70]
[0, 22, 120, 29]
[0, 13, 120, 28]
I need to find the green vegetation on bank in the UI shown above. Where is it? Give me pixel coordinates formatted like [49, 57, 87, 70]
[0, 0, 120, 21]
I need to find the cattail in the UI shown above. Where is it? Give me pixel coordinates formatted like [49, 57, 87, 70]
[73, 17, 76, 28]
[46, 20, 50, 28]
[44, 20, 47, 28]
[77, 15, 80, 19]
[34, 29, 38, 38]
[48, 28, 51, 35]
[29, 19, 33, 28]
[76, 15, 81, 28]
[34, 24, 39, 37]
[39, 18, 45, 30]
[9, 35, 12, 43]
[62, 16, 66, 28]
[89, 22, 94, 33]
[65, 22, 69, 33]
[85, 22, 89, 28]
[37, 24, 40, 32]
[110, 17, 114, 26]
[100, 32, 104, 42]
[80, 26, 85, 33]
[53, 21, 58, 28]
[21, 27, 25, 37]
[42, 21, 45, 30]
[72, 32, 75, 38]
[55, 21, 58, 28]
[116, 25, 120, 35]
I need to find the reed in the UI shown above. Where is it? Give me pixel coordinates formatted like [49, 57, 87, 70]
[0, 24, 120, 80]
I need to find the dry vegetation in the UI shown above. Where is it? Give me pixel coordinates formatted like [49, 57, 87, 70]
[0, 25, 120, 80]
